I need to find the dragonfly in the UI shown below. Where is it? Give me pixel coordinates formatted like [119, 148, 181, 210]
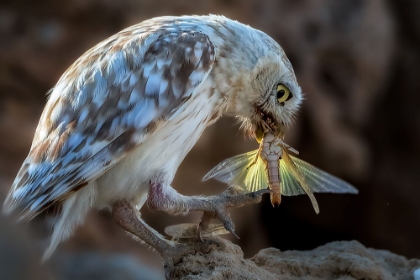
[203, 133, 358, 213]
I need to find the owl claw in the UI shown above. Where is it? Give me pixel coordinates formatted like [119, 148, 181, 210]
[229, 228, 240, 240]
[196, 188, 269, 240]
[148, 183, 269, 241]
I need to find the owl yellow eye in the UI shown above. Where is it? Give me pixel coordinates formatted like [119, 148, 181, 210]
[276, 84, 292, 104]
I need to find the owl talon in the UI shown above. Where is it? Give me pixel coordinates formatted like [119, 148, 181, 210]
[194, 189, 269, 240]
[196, 210, 214, 241]
[229, 228, 240, 239]
[148, 183, 269, 241]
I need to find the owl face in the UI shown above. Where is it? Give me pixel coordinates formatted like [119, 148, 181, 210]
[239, 52, 302, 139]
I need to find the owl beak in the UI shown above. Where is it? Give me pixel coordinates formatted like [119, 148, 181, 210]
[250, 107, 287, 141]
[253, 120, 286, 142]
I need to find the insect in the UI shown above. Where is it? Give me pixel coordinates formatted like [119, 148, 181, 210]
[164, 223, 229, 241]
[203, 133, 358, 213]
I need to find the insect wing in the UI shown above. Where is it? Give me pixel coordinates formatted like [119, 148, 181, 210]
[164, 223, 229, 240]
[203, 150, 268, 192]
[280, 151, 359, 213]
[243, 155, 267, 192]
[289, 155, 359, 195]
[280, 150, 320, 213]
[203, 150, 257, 183]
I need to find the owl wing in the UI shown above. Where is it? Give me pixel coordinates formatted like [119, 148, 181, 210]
[4, 28, 216, 220]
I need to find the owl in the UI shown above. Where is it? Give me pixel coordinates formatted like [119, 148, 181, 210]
[3, 15, 302, 265]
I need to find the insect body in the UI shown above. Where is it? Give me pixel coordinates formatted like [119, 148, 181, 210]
[203, 133, 358, 213]
[257, 133, 284, 206]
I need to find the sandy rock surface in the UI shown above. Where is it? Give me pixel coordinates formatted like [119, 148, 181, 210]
[169, 239, 420, 280]
[1, 214, 418, 280]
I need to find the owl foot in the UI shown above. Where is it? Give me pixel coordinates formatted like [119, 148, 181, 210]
[112, 200, 222, 279]
[147, 183, 271, 241]
[195, 187, 271, 241]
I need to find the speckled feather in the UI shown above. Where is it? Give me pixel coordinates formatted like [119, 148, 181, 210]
[5, 19, 216, 219]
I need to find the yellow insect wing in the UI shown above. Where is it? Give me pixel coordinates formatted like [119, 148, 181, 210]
[280, 150, 320, 213]
[203, 150, 268, 192]
[204, 144, 358, 214]
[243, 155, 268, 192]
[287, 155, 358, 195]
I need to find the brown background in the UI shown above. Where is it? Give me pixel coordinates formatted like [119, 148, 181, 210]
[1, 0, 419, 279]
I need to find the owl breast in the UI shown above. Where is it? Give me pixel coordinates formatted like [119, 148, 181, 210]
[93, 79, 222, 209]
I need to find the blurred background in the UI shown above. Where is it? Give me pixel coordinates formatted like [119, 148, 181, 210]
[1, 0, 419, 279]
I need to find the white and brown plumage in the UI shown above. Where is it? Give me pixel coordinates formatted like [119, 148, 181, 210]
[3, 15, 302, 266]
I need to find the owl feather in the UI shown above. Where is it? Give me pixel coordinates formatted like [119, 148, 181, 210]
[5, 25, 215, 220]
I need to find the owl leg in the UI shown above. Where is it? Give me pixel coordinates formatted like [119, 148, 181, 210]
[112, 199, 219, 278]
[147, 182, 270, 240]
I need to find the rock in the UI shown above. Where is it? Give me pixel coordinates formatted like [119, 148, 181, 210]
[2, 212, 419, 280]
[253, 240, 420, 280]
[168, 239, 277, 280]
[169, 239, 420, 280]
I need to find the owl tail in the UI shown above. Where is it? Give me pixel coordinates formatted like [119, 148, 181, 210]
[42, 184, 96, 261]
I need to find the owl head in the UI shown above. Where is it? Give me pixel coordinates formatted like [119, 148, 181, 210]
[216, 22, 303, 140]
[246, 51, 302, 140]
